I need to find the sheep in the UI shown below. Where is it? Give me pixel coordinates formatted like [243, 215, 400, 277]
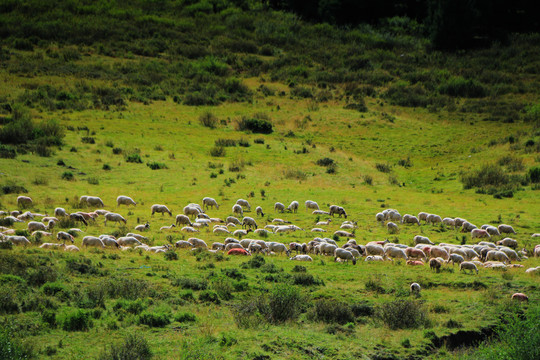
[365, 255, 385, 262]
[174, 214, 192, 227]
[175, 240, 193, 249]
[429, 258, 443, 271]
[483, 226, 501, 237]
[410, 283, 421, 294]
[147, 244, 172, 253]
[188, 238, 207, 249]
[447, 253, 465, 266]
[54, 207, 68, 217]
[460, 262, 479, 274]
[226, 216, 241, 225]
[288, 242, 304, 254]
[117, 195, 136, 206]
[187, 203, 205, 214]
[497, 238, 518, 249]
[366, 244, 385, 257]
[376, 212, 385, 223]
[287, 201, 299, 213]
[387, 222, 399, 234]
[32, 231, 52, 238]
[212, 242, 225, 251]
[272, 218, 291, 224]
[418, 212, 428, 223]
[426, 214, 442, 225]
[233, 229, 252, 238]
[150, 204, 172, 216]
[256, 206, 264, 217]
[274, 202, 285, 213]
[340, 222, 357, 230]
[254, 228, 270, 236]
[225, 243, 245, 252]
[28, 220, 54, 232]
[407, 260, 425, 266]
[17, 196, 33, 208]
[511, 293, 528, 302]
[82, 236, 105, 248]
[4, 236, 31, 246]
[498, 224, 516, 234]
[198, 213, 210, 220]
[133, 222, 149, 231]
[195, 218, 211, 226]
[405, 247, 427, 261]
[202, 197, 219, 210]
[126, 233, 147, 242]
[101, 237, 120, 248]
[266, 242, 290, 256]
[525, 267, 540, 274]
[534, 246, 540, 258]
[232, 204, 243, 216]
[499, 247, 520, 261]
[461, 221, 478, 232]
[414, 235, 434, 245]
[485, 250, 510, 264]
[236, 199, 251, 211]
[181, 226, 199, 233]
[316, 219, 331, 226]
[290, 254, 313, 261]
[64, 245, 80, 252]
[402, 214, 420, 225]
[471, 229, 490, 239]
[69, 213, 88, 226]
[387, 211, 402, 223]
[329, 205, 347, 218]
[57, 231, 74, 243]
[430, 246, 450, 260]
[213, 227, 231, 235]
[104, 212, 127, 226]
[305, 200, 319, 211]
[334, 230, 354, 238]
[385, 246, 408, 261]
[17, 211, 34, 221]
[242, 217, 258, 230]
[160, 224, 176, 231]
[40, 243, 65, 250]
[311, 228, 326, 232]
[312, 210, 330, 215]
[532, 233, 540, 238]
[442, 217, 455, 228]
[86, 196, 105, 208]
[334, 248, 357, 264]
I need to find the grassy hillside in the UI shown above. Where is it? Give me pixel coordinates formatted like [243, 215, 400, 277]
[0, 1, 539, 360]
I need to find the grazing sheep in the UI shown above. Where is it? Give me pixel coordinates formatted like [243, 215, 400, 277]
[311, 228, 326, 232]
[256, 206, 264, 217]
[104, 212, 127, 226]
[366, 244, 385, 257]
[499, 247, 520, 261]
[471, 229, 490, 239]
[187, 203, 205, 214]
[4, 236, 31, 246]
[32, 231, 52, 238]
[160, 224, 176, 231]
[405, 248, 427, 261]
[429, 258, 442, 271]
[447, 253, 465, 266]
[134, 222, 150, 231]
[485, 250, 511, 264]
[365, 255, 385, 262]
[225, 243, 244, 252]
[212, 242, 225, 251]
[414, 235, 434, 245]
[316, 219, 332, 226]
[117, 236, 143, 247]
[254, 228, 270, 236]
[236, 199, 251, 211]
[213, 227, 231, 235]
[17, 196, 33, 208]
[232, 204, 243, 216]
[202, 197, 219, 210]
[329, 205, 347, 218]
[54, 207, 68, 217]
[181, 226, 199, 233]
[334, 248, 357, 265]
[226, 216, 241, 225]
[334, 230, 354, 238]
[305, 200, 319, 211]
[126, 233, 147, 242]
[287, 201, 299, 213]
[340, 222, 357, 229]
[40, 243, 65, 250]
[64, 245, 80, 252]
[227, 248, 250, 256]
[312, 210, 330, 215]
[117, 195, 136, 206]
[266, 242, 290, 256]
[188, 238, 207, 249]
[175, 214, 192, 227]
[442, 218, 455, 228]
[70, 213, 88, 226]
[407, 260, 425, 266]
[498, 224, 516, 234]
[385, 246, 408, 261]
[233, 229, 252, 238]
[430, 246, 450, 260]
[17, 211, 34, 221]
[387, 222, 399, 234]
[525, 267, 540, 274]
[57, 231, 74, 243]
[82, 236, 105, 248]
[410, 282, 421, 294]
[175, 240, 193, 249]
[242, 217, 258, 229]
[387, 211, 402, 223]
[461, 221, 478, 232]
[290, 254, 313, 261]
[28, 220, 54, 232]
[150, 204, 171, 216]
[376, 212, 385, 223]
[426, 214, 442, 224]
[86, 196, 105, 208]
[402, 214, 420, 225]
[101, 237, 120, 248]
[511, 293, 528, 302]
[460, 261, 478, 274]
[496, 238, 517, 248]
[531, 233, 540, 238]
[274, 202, 285, 213]
[418, 212, 428, 223]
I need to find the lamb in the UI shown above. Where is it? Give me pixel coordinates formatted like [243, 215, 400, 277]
[57, 231, 74, 243]
[414, 235, 434, 245]
[340, 222, 357, 230]
[232, 204, 243, 216]
[287, 201, 299, 213]
[236, 199, 251, 211]
[305, 200, 319, 211]
[64, 245, 80, 252]
[274, 202, 285, 213]
[202, 197, 219, 210]
[498, 224, 516, 234]
[334, 230, 354, 238]
[402, 214, 420, 225]
[82, 236, 105, 248]
[40, 243, 65, 250]
[69, 213, 88, 226]
[242, 217, 258, 230]
[54, 207, 68, 217]
[4, 236, 31, 246]
[17, 196, 33, 208]
[365, 255, 385, 262]
[152, 204, 172, 216]
[226, 216, 241, 225]
[497, 238, 518, 249]
[329, 205, 347, 218]
[316, 219, 332, 226]
[117, 195, 137, 206]
[312, 210, 330, 215]
[460, 261, 479, 274]
[28, 220, 54, 232]
[233, 229, 252, 238]
[311, 228, 326, 232]
[334, 248, 357, 264]
[175, 214, 192, 226]
[447, 253, 465, 266]
[410, 282, 421, 294]
[471, 229, 490, 239]
[290, 254, 313, 261]
[86, 196, 105, 208]
[387, 222, 399, 234]
[429, 258, 443, 271]
[104, 212, 127, 226]
[160, 224, 176, 231]
[181, 226, 199, 233]
[256, 206, 264, 217]
[134, 222, 150, 231]
[385, 246, 408, 260]
[188, 237, 207, 249]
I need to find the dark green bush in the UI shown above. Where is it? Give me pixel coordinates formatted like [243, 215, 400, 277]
[98, 334, 153, 360]
[0, 328, 35, 359]
[199, 111, 219, 129]
[81, 137, 95, 144]
[1, 182, 27, 195]
[528, 167, 540, 183]
[461, 164, 509, 189]
[0, 145, 16, 159]
[61, 171, 74, 181]
[113, 299, 147, 314]
[344, 101, 368, 112]
[291, 265, 306, 273]
[174, 312, 197, 323]
[125, 153, 143, 163]
[316, 157, 335, 167]
[209, 146, 226, 157]
[375, 163, 392, 173]
[221, 268, 246, 280]
[146, 162, 167, 170]
[41, 282, 68, 297]
[65, 258, 100, 275]
[241, 255, 266, 269]
[103, 164, 111, 170]
[376, 300, 430, 330]
[439, 77, 487, 98]
[42, 309, 57, 328]
[112, 147, 122, 154]
[138, 311, 170, 327]
[62, 309, 92, 331]
[292, 273, 324, 286]
[172, 277, 208, 291]
[198, 290, 221, 304]
[215, 138, 237, 147]
[236, 116, 273, 134]
[311, 299, 355, 324]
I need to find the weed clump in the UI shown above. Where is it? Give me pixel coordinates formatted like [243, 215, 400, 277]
[98, 334, 153, 360]
[236, 114, 273, 134]
[199, 111, 218, 129]
[146, 162, 167, 170]
[376, 299, 430, 330]
[61, 309, 93, 331]
[310, 299, 355, 324]
[138, 311, 170, 327]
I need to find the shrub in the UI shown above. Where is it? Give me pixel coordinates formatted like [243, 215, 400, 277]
[439, 76, 487, 98]
[199, 111, 219, 129]
[87, 177, 99, 185]
[174, 312, 197, 323]
[290, 86, 313, 98]
[41, 281, 68, 297]
[112, 147, 122, 154]
[113, 299, 147, 314]
[236, 116, 273, 134]
[146, 162, 167, 170]
[61, 171, 74, 181]
[316, 157, 335, 167]
[215, 138, 237, 147]
[138, 311, 170, 327]
[103, 164, 111, 170]
[241, 255, 266, 269]
[283, 169, 307, 180]
[254, 138, 264, 144]
[344, 101, 368, 112]
[364, 175, 373, 185]
[209, 146, 226, 157]
[461, 164, 509, 189]
[97, 334, 153, 360]
[62, 309, 92, 331]
[198, 290, 221, 304]
[0, 145, 16, 159]
[263, 284, 303, 324]
[375, 163, 392, 173]
[65, 258, 100, 275]
[164, 250, 178, 261]
[105, 278, 150, 300]
[498, 155, 525, 172]
[528, 167, 540, 183]
[291, 265, 306, 273]
[376, 300, 430, 330]
[172, 277, 208, 291]
[1, 182, 28, 194]
[397, 157, 413, 168]
[292, 273, 323, 286]
[311, 299, 355, 324]
[0, 328, 35, 359]
[81, 137, 95, 144]
[125, 153, 143, 163]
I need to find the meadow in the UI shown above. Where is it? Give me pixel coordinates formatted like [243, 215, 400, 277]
[1, 1, 540, 359]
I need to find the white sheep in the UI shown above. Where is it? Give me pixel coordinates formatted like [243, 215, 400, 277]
[485, 250, 510, 264]
[181, 226, 199, 233]
[366, 244, 385, 257]
[365, 255, 385, 262]
[4, 236, 31, 246]
[461, 221, 478, 232]
[311, 228, 326, 232]
[402, 214, 420, 225]
[334, 230, 354, 238]
[28, 220, 54, 232]
[485, 226, 501, 236]
[212, 242, 225, 251]
[17, 211, 34, 221]
[287, 201, 299, 213]
[410, 282, 421, 294]
[82, 236, 105, 248]
[126, 233, 148, 242]
[312, 210, 330, 215]
[417, 212, 428, 223]
[40, 243, 65, 250]
[57, 231, 74, 243]
[202, 197, 219, 210]
[152, 204, 172, 216]
[54, 207, 68, 217]
[232, 204, 243, 216]
[447, 253, 465, 266]
[17, 196, 33, 208]
[160, 224, 176, 231]
[471, 229, 490, 239]
[316, 219, 331, 226]
[498, 224, 516, 234]
[334, 248, 357, 265]
[64, 245, 80, 252]
[290, 254, 313, 261]
[134, 222, 150, 231]
[256, 206, 264, 217]
[117, 195, 136, 206]
[242, 217, 258, 229]
[117, 236, 143, 247]
[86, 196, 105, 208]
[305, 200, 319, 211]
[188, 237, 207, 249]
[226, 216, 241, 225]
[274, 202, 285, 213]
[213, 227, 231, 235]
[460, 262, 479, 274]
[236, 199, 251, 211]
[329, 205, 347, 218]
[104, 212, 127, 226]
[32, 231, 52, 238]
[175, 214, 192, 226]
[442, 217, 455, 228]
[266, 242, 290, 256]
[233, 229, 252, 238]
[175, 240, 193, 249]
[386, 222, 399, 234]
[414, 235, 434, 245]
[426, 214, 442, 224]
